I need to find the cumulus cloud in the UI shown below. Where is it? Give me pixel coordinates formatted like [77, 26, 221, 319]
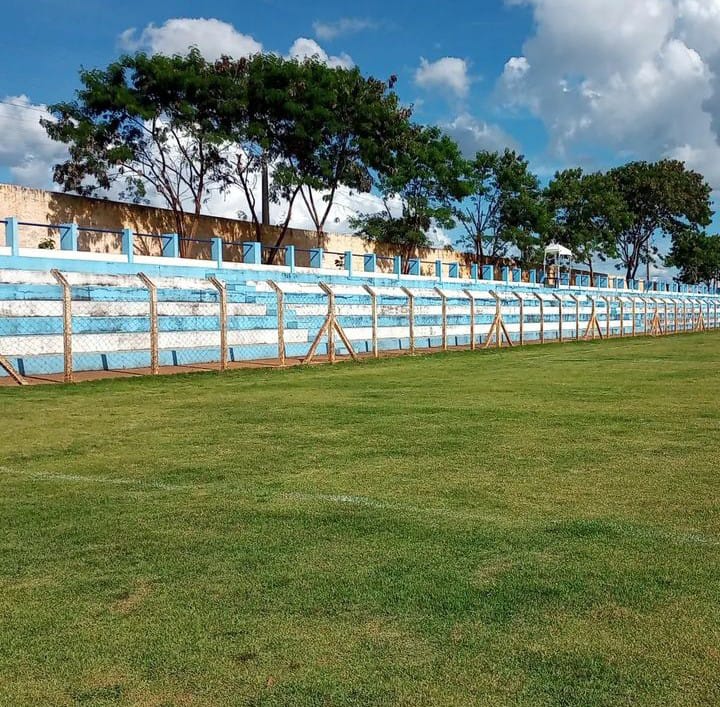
[0, 96, 67, 189]
[119, 18, 263, 60]
[499, 0, 720, 188]
[415, 57, 471, 98]
[288, 38, 354, 69]
[313, 18, 377, 40]
[442, 113, 519, 155]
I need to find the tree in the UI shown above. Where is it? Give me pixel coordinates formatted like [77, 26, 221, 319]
[350, 125, 469, 268]
[455, 149, 545, 265]
[608, 160, 713, 282]
[544, 168, 626, 284]
[666, 230, 720, 286]
[209, 54, 413, 256]
[43, 50, 227, 255]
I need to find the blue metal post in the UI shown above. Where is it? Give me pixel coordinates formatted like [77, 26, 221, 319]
[121, 228, 134, 264]
[162, 233, 179, 258]
[243, 241, 262, 265]
[4, 217, 20, 256]
[60, 223, 78, 251]
[309, 248, 323, 269]
[212, 237, 223, 268]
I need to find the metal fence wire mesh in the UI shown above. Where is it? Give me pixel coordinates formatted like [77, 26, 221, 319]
[0, 269, 719, 384]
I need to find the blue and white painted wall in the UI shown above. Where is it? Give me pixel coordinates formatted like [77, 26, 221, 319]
[1, 217, 718, 379]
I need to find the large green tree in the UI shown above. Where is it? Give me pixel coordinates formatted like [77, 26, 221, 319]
[455, 149, 545, 265]
[544, 168, 627, 284]
[350, 125, 469, 267]
[42, 50, 227, 253]
[666, 230, 720, 286]
[212, 54, 412, 251]
[608, 160, 713, 282]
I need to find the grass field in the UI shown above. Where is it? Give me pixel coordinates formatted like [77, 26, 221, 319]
[2, 334, 720, 706]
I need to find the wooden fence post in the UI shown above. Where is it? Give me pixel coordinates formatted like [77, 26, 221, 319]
[601, 296, 611, 338]
[268, 280, 286, 366]
[138, 273, 159, 375]
[464, 290, 476, 350]
[533, 294, 545, 344]
[569, 294, 580, 341]
[363, 284, 379, 358]
[434, 287, 448, 350]
[514, 293, 525, 345]
[0, 353, 26, 385]
[401, 287, 416, 354]
[50, 269, 73, 383]
[208, 276, 228, 371]
[552, 294, 564, 343]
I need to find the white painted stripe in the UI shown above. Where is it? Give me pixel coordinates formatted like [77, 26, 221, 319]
[18, 248, 128, 263]
[0, 327, 309, 355]
[0, 300, 266, 317]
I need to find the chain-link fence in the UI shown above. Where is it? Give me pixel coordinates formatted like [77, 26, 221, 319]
[1, 271, 719, 385]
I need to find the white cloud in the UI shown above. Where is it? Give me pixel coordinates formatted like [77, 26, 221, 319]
[442, 113, 519, 155]
[0, 96, 67, 189]
[119, 18, 263, 60]
[415, 57, 471, 98]
[499, 0, 720, 188]
[288, 38, 354, 69]
[313, 18, 377, 41]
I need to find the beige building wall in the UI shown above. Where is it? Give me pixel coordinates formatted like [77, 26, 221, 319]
[0, 183, 468, 274]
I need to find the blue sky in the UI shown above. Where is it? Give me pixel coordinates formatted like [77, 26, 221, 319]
[3, 0, 720, 272]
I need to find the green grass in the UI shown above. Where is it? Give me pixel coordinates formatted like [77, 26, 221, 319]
[2, 334, 720, 706]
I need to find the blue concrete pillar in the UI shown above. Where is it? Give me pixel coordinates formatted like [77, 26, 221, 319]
[435, 260, 443, 280]
[162, 233, 179, 258]
[364, 253, 376, 272]
[242, 241, 262, 265]
[393, 255, 402, 276]
[482, 264, 494, 280]
[560, 272, 570, 286]
[471, 264, 479, 280]
[285, 245, 295, 272]
[121, 228, 134, 264]
[501, 266, 510, 282]
[408, 258, 421, 276]
[60, 223, 78, 251]
[309, 248, 323, 269]
[449, 262, 460, 278]
[529, 269, 537, 284]
[512, 267, 521, 283]
[598, 274, 609, 288]
[4, 216, 20, 256]
[212, 237, 223, 268]
[344, 250, 354, 277]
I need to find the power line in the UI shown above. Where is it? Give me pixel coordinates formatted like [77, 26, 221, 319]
[0, 99, 51, 115]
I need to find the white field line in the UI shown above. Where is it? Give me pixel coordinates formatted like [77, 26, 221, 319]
[1, 467, 717, 548]
[0, 467, 189, 491]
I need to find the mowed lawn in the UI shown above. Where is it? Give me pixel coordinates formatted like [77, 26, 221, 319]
[2, 335, 720, 706]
